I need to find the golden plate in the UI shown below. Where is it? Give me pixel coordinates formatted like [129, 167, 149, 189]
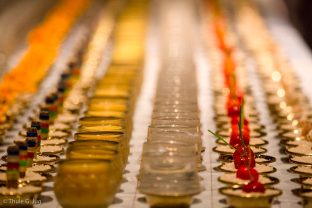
[290, 165, 312, 177]
[219, 187, 282, 208]
[218, 174, 279, 187]
[0, 185, 42, 208]
[217, 123, 265, 132]
[216, 163, 276, 174]
[0, 164, 54, 174]
[218, 155, 276, 164]
[0, 171, 47, 186]
[1, 154, 60, 164]
[291, 177, 312, 189]
[212, 145, 267, 155]
[286, 146, 312, 156]
[214, 115, 260, 124]
[289, 155, 312, 165]
[216, 138, 268, 147]
[216, 129, 266, 138]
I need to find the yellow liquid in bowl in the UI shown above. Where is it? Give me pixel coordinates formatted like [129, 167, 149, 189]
[54, 160, 117, 208]
[77, 124, 124, 133]
[75, 132, 126, 143]
[79, 116, 125, 127]
[85, 110, 128, 119]
[88, 103, 128, 112]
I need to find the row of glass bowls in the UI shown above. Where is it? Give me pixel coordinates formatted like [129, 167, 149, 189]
[138, 31, 204, 207]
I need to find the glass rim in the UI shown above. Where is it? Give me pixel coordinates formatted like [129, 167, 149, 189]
[57, 158, 114, 165]
[75, 131, 125, 137]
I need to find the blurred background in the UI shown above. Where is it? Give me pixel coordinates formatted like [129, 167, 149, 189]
[284, 0, 312, 49]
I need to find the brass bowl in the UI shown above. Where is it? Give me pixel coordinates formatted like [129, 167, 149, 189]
[214, 115, 260, 124]
[1, 154, 60, 165]
[291, 177, 312, 189]
[218, 173, 279, 187]
[219, 187, 282, 208]
[212, 145, 267, 155]
[145, 194, 193, 208]
[289, 165, 312, 177]
[286, 146, 312, 156]
[216, 138, 268, 147]
[216, 129, 266, 138]
[218, 154, 276, 164]
[289, 155, 312, 165]
[0, 164, 54, 174]
[0, 171, 47, 187]
[216, 163, 276, 174]
[292, 188, 312, 208]
[0, 185, 42, 208]
[217, 122, 265, 132]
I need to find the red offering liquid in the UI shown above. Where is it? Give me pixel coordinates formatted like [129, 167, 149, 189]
[230, 127, 250, 147]
[243, 180, 265, 193]
[233, 146, 255, 169]
[236, 166, 259, 181]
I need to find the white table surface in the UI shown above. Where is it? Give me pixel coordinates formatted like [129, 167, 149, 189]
[2, 0, 312, 207]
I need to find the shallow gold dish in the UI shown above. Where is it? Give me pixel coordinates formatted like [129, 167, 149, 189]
[217, 122, 265, 132]
[218, 173, 279, 187]
[0, 171, 47, 186]
[216, 138, 268, 147]
[0, 185, 42, 208]
[40, 145, 64, 155]
[212, 145, 267, 155]
[291, 177, 312, 189]
[290, 165, 312, 177]
[0, 164, 54, 174]
[41, 138, 67, 147]
[286, 146, 312, 156]
[292, 188, 312, 208]
[289, 155, 312, 165]
[214, 115, 260, 124]
[1, 154, 60, 165]
[218, 155, 276, 164]
[219, 187, 282, 208]
[216, 129, 266, 138]
[214, 109, 259, 119]
[144, 194, 194, 208]
[285, 140, 312, 147]
[216, 163, 276, 174]
[280, 131, 304, 141]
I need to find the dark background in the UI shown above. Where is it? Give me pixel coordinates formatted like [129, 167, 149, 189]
[284, 0, 312, 49]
